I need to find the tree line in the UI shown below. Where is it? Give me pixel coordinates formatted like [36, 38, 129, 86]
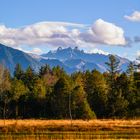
[0, 55, 139, 119]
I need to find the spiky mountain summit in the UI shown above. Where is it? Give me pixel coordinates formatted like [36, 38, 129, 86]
[41, 47, 130, 73]
[0, 44, 130, 74]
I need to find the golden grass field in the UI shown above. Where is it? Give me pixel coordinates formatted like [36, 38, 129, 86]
[0, 120, 139, 140]
[0, 119, 139, 132]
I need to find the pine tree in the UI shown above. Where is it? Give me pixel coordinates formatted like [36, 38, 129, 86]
[105, 55, 128, 118]
[39, 65, 51, 77]
[85, 70, 108, 118]
[105, 55, 120, 90]
[72, 85, 96, 119]
[0, 67, 11, 123]
[52, 76, 71, 118]
[127, 62, 135, 85]
[11, 78, 29, 118]
[14, 63, 24, 80]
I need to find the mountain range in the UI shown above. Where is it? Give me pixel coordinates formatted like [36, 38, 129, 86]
[0, 44, 130, 74]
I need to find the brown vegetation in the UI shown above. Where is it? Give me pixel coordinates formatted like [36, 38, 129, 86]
[0, 119, 139, 133]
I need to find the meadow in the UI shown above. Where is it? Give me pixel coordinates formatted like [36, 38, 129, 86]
[0, 119, 139, 139]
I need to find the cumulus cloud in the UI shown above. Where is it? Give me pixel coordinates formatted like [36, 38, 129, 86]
[0, 20, 126, 49]
[79, 19, 126, 45]
[0, 22, 83, 47]
[124, 11, 140, 22]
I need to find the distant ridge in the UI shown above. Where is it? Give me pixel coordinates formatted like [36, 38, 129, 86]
[41, 47, 130, 73]
[0, 44, 130, 74]
[0, 44, 41, 73]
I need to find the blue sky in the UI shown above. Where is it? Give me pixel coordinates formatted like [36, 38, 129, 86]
[0, 0, 140, 60]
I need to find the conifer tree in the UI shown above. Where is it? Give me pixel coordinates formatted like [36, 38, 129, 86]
[0, 67, 11, 122]
[11, 78, 29, 118]
[52, 76, 71, 118]
[85, 70, 108, 118]
[105, 55, 128, 118]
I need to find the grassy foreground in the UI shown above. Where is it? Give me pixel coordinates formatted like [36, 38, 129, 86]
[0, 119, 139, 133]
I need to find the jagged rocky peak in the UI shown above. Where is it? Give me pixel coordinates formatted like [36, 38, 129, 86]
[65, 47, 73, 51]
[0, 43, 131, 74]
[54, 46, 83, 54]
[57, 46, 63, 51]
[74, 46, 79, 50]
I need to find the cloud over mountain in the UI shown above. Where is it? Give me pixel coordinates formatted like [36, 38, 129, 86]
[80, 19, 126, 46]
[0, 19, 126, 48]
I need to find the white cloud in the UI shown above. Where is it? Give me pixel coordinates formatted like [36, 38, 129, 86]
[137, 50, 140, 57]
[0, 22, 82, 47]
[32, 48, 42, 54]
[80, 19, 126, 45]
[0, 20, 126, 50]
[36, 21, 86, 28]
[85, 48, 109, 55]
[124, 11, 140, 22]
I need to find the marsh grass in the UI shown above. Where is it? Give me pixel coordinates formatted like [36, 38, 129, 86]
[0, 120, 139, 139]
[0, 119, 139, 132]
[0, 131, 139, 140]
